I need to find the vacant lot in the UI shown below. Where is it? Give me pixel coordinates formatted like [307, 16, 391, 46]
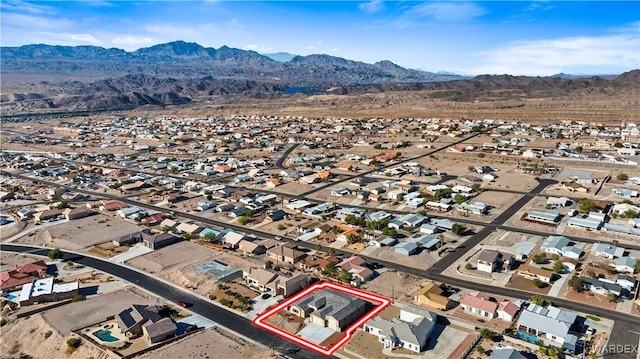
[16, 215, 142, 251]
[360, 270, 422, 302]
[138, 327, 271, 359]
[126, 240, 220, 274]
[42, 286, 154, 335]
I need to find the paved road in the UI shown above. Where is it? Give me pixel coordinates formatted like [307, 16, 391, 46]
[275, 143, 299, 169]
[0, 244, 327, 359]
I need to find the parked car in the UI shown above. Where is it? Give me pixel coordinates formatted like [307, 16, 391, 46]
[261, 293, 272, 300]
[178, 300, 192, 308]
[586, 327, 596, 335]
[274, 236, 282, 241]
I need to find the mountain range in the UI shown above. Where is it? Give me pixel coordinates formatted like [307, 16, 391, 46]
[1, 41, 638, 115]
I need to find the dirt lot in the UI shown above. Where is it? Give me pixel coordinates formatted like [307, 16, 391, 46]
[472, 191, 523, 211]
[138, 327, 271, 359]
[42, 286, 155, 335]
[126, 240, 221, 274]
[0, 252, 44, 271]
[1, 313, 107, 359]
[15, 214, 143, 251]
[505, 274, 551, 295]
[210, 281, 260, 312]
[360, 270, 423, 302]
[265, 310, 306, 334]
[128, 240, 263, 296]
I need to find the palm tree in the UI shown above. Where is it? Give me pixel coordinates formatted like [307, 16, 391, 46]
[269, 341, 276, 357]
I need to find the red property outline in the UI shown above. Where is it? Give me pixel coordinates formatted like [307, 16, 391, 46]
[252, 281, 391, 356]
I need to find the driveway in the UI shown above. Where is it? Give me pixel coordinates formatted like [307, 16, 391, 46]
[246, 293, 283, 320]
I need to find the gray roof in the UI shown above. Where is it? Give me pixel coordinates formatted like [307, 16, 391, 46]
[615, 256, 637, 267]
[592, 243, 625, 257]
[142, 317, 177, 338]
[117, 304, 162, 331]
[490, 349, 527, 359]
[517, 304, 577, 340]
[296, 289, 365, 322]
[542, 236, 570, 250]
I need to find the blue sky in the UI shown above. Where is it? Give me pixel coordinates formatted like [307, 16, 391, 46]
[1, 0, 638, 76]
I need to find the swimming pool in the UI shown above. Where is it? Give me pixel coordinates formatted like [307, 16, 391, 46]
[3, 294, 17, 301]
[92, 329, 119, 343]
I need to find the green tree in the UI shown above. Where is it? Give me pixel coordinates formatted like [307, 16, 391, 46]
[532, 253, 547, 264]
[621, 210, 638, 219]
[464, 262, 473, 270]
[66, 337, 82, 352]
[634, 259, 640, 274]
[578, 199, 596, 214]
[453, 194, 466, 205]
[202, 232, 217, 242]
[606, 291, 617, 302]
[265, 260, 273, 269]
[48, 248, 62, 260]
[237, 216, 251, 225]
[338, 269, 353, 283]
[568, 274, 584, 292]
[552, 261, 564, 273]
[476, 346, 485, 355]
[451, 223, 466, 235]
[480, 328, 495, 341]
[587, 269, 597, 278]
[323, 262, 336, 277]
[269, 341, 276, 357]
[373, 143, 382, 150]
[530, 295, 546, 306]
[533, 278, 545, 288]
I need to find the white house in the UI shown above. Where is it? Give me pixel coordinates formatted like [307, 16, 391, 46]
[363, 305, 437, 353]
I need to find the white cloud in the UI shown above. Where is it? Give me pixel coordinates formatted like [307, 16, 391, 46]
[359, 0, 385, 14]
[406, 2, 486, 22]
[244, 44, 272, 52]
[70, 33, 102, 45]
[471, 31, 640, 75]
[1, 13, 74, 30]
[112, 36, 155, 48]
[2, 0, 53, 15]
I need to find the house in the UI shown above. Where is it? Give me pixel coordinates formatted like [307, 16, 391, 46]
[517, 264, 553, 283]
[516, 304, 578, 345]
[581, 277, 622, 297]
[300, 255, 340, 274]
[33, 209, 63, 222]
[388, 213, 427, 229]
[222, 231, 245, 249]
[459, 291, 498, 319]
[238, 240, 266, 256]
[116, 206, 141, 219]
[456, 202, 489, 215]
[561, 181, 588, 193]
[266, 244, 306, 265]
[526, 210, 561, 224]
[140, 230, 179, 250]
[395, 241, 418, 256]
[116, 304, 177, 344]
[413, 281, 451, 310]
[265, 272, 308, 297]
[612, 188, 639, 198]
[1, 260, 48, 292]
[591, 243, 625, 259]
[337, 256, 374, 286]
[541, 236, 583, 259]
[244, 267, 278, 292]
[613, 256, 637, 274]
[477, 250, 503, 273]
[175, 222, 203, 236]
[617, 274, 636, 292]
[497, 300, 520, 322]
[288, 289, 367, 332]
[490, 349, 527, 359]
[547, 197, 571, 208]
[18, 277, 79, 306]
[610, 203, 640, 216]
[363, 305, 437, 353]
[567, 216, 602, 230]
[62, 207, 91, 221]
[113, 232, 142, 246]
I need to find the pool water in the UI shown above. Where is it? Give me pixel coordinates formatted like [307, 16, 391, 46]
[3, 294, 17, 301]
[93, 329, 119, 342]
